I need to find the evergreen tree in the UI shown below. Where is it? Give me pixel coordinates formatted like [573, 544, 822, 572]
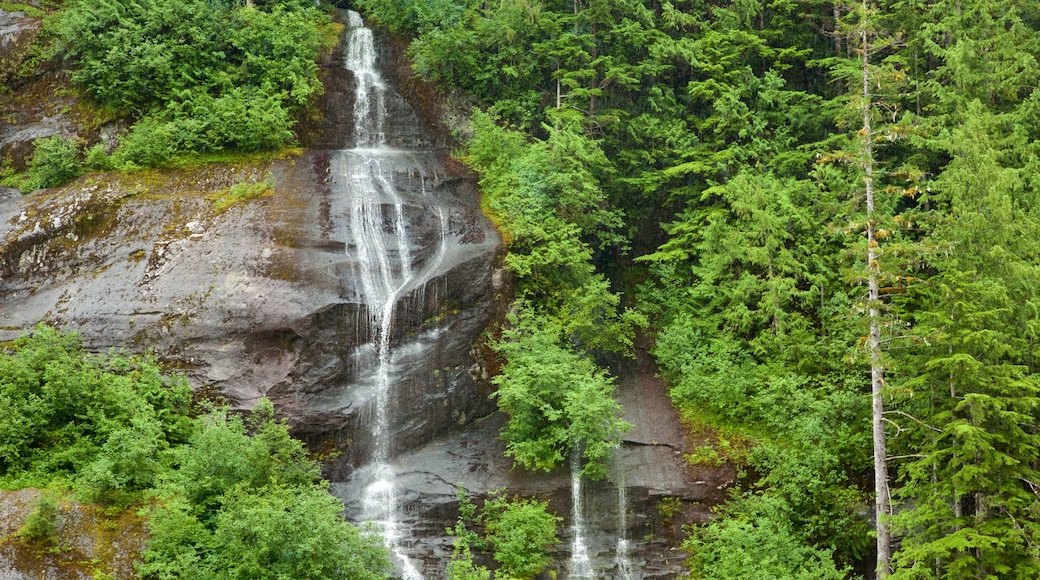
[885, 1, 1040, 576]
[891, 105, 1040, 579]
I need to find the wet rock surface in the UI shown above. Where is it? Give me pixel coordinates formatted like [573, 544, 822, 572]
[0, 146, 501, 450]
[334, 349, 735, 579]
[0, 8, 93, 176]
[0, 10, 41, 86]
[0, 489, 146, 579]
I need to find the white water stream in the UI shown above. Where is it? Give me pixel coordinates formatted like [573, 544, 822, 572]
[615, 459, 635, 579]
[569, 449, 595, 579]
[344, 11, 441, 579]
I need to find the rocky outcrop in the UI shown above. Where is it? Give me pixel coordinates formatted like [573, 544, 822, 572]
[0, 147, 501, 454]
[333, 348, 734, 578]
[0, 4, 504, 458]
[0, 10, 41, 87]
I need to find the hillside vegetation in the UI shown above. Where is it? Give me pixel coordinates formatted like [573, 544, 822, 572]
[2, 0, 338, 191]
[4, 0, 1040, 576]
[0, 326, 392, 579]
[356, 0, 1040, 577]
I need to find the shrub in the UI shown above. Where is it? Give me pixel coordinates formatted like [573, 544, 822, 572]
[481, 494, 559, 579]
[0, 325, 193, 490]
[25, 135, 81, 189]
[113, 119, 181, 168]
[58, 0, 328, 165]
[140, 401, 392, 580]
[83, 143, 114, 171]
[16, 495, 60, 544]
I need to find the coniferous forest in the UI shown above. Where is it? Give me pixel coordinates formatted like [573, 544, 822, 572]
[2, 0, 1040, 577]
[353, 0, 1040, 576]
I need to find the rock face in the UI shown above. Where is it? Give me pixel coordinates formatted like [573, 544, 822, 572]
[0, 9, 111, 176]
[0, 10, 41, 86]
[334, 348, 734, 579]
[0, 489, 147, 579]
[0, 9, 502, 468]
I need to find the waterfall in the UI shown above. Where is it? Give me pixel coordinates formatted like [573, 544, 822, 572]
[569, 449, 595, 579]
[346, 11, 385, 147]
[615, 461, 634, 580]
[343, 11, 439, 579]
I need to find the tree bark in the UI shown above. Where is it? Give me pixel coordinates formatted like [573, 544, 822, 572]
[862, 2, 892, 575]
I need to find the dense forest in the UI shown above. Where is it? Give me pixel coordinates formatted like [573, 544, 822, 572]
[3, 0, 1040, 577]
[351, 0, 1040, 577]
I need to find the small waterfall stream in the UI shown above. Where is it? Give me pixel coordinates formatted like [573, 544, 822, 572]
[615, 459, 635, 579]
[569, 449, 595, 579]
[570, 449, 638, 579]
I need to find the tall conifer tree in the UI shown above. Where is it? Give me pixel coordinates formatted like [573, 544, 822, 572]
[888, 1, 1040, 573]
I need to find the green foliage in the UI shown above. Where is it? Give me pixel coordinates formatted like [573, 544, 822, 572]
[0, 3, 48, 18]
[83, 143, 114, 171]
[146, 484, 390, 580]
[140, 401, 391, 579]
[445, 489, 559, 579]
[15, 495, 60, 544]
[24, 136, 82, 190]
[492, 305, 630, 480]
[685, 494, 849, 580]
[113, 90, 297, 167]
[0, 325, 193, 492]
[446, 489, 490, 580]
[56, 0, 328, 166]
[465, 109, 638, 479]
[466, 116, 638, 329]
[481, 493, 559, 580]
[0, 326, 390, 577]
[888, 104, 1040, 579]
[446, 549, 490, 580]
[155, 401, 318, 518]
[356, 0, 472, 35]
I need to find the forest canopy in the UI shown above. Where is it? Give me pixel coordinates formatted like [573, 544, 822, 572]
[355, 0, 1040, 576]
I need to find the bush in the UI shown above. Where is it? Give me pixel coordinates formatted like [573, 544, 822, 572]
[16, 496, 60, 544]
[25, 135, 82, 189]
[0, 325, 193, 487]
[188, 89, 295, 152]
[684, 494, 849, 580]
[0, 326, 391, 577]
[446, 490, 490, 580]
[492, 305, 630, 480]
[140, 401, 392, 580]
[83, 143, 114, 171]
[481, 494, 559, 579]
[112, 118, 181, 168]
[58, 0, 330, 165]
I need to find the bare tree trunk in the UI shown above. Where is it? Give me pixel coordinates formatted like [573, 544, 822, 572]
[834, 5, 844, 55]
[862, 2, 892, 574]
[557, 75, 562, 110]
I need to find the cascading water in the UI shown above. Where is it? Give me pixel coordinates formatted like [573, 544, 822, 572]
[343, 11, 440, 579]
[615, 461, 635, 580]
[569, 449, 595, 579]
[328, 11, 691, 579]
